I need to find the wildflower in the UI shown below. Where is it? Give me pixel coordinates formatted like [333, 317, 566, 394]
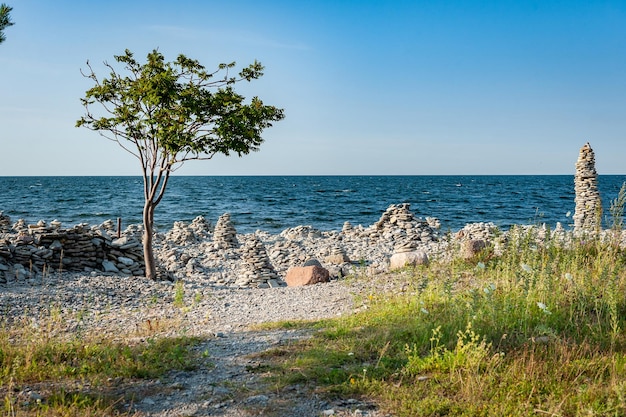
[521, 263, 532, 273]
[564, 273, 573, 281]
[420, 307, 429, 315]
[537, 302, 551, 315]
[476, 262, 485, 270]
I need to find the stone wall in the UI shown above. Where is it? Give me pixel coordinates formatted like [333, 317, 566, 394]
[0, 215, 144, 284]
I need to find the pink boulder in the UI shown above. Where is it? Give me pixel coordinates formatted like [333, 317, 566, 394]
[285, 265, 330, 287]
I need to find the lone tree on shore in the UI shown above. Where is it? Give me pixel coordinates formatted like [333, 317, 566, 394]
[0, 3, 14, 44]
[77, 49, 284, 279]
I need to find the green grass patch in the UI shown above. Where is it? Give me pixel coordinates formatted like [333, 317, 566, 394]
[0, 319, 203, 416]
[257, 230, 626, 416]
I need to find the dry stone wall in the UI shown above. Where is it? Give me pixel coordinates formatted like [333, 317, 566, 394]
[0, 217, 145, 284]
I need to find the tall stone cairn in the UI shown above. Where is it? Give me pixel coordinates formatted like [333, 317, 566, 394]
[573, 143, 602, 233]
[213, 213, 238, 249]
[236, 235, 282, 288]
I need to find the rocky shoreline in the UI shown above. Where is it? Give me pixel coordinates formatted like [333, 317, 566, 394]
[0, 203, 503, 287]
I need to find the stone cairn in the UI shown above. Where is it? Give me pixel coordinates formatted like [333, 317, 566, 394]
[573, 143, 602, 234]
[236, 235, 283, 288]
[393, 239, 418, 254]
[0, 216, 145, 284]
[0, 212, 12, 232]
[368, 203, 438, 243]
[213, 213, 238, 249]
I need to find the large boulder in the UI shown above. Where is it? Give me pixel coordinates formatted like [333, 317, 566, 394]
[285, 265, 330, 287]
[389, 251, 429, 270]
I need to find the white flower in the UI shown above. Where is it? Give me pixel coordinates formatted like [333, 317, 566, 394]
[537, 302, 552, 315]
[420, 307, 429, 315]
[565, 273, 573, 281]
[521, 263, 532, 273]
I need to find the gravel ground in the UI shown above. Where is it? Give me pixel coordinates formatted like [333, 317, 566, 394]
[1, 272, 400, 416]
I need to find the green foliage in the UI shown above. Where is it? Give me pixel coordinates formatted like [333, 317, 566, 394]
[0, 321, 201, 416]
[76, 49, 284, 279]
[259, 233, 626, 416]
[77, 49, 284, 163]
[0, 3, 13, 44]
[610, 182, 626, 233]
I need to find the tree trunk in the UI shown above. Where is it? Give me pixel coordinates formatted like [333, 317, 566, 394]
[143, 199, 157, 280]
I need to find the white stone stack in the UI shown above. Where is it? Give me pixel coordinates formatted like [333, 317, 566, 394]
[188, 216, 213, 239]
[325, 245, 350, 264]
[367, 203, 438, 245]
[213, 213, 238, 249]
[236, 235, 282, 288]
[165, 221, 198, 244]
[393, 239, 417, 254]
[573, 143, 602, 233]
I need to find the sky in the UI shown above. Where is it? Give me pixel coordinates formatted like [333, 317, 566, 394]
[1, 0, 625, 176]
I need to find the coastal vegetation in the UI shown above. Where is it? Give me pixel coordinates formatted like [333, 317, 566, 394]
[0, 3, 13, 44]
[255, 227, 626, 416]
[76, 50, 284, 279]
[0, 319, 203, 416]
[2, 226, 626, 416]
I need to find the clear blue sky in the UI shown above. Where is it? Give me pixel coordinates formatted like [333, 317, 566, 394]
[1, 0, 625, 175]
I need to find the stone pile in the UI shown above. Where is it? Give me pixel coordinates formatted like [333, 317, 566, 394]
[166, 221, 199, 245]
[0, 212, 12, 232]
[188, 216, 213, 239]
[325, 245, 350, 265]
[366, 203, 438, 244]
[453, 222, 501, 258]
[213, 213, 238, 249]
[235, 235, 283, 288]
[574, 142, 602, 233]
[0, 215, 145, 284]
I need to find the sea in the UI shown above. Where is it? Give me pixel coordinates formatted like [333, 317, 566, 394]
[1, 176, 625, 235]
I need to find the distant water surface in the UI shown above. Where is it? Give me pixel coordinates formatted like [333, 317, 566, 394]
[1, 176, 625, 234]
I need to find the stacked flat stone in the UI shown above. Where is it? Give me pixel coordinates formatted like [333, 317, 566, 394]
[213, 213, 238, 249]
[342, 221, 353, 234]
[100, 219, 116, 233]
[188, 216, 213, 239]
[281, 225, 323, 241]
[325, 245, 350, 264]
[393, 239, 417, 254]
[0, 220, 146, 282]
[573, 143, 602, 233]
[367, 203, 437, 244]
[236, 236, 282, 288]
[166, 221, 198, 244]
[268, 240, 307, 273]
[106, 235, 145, 276]
[0, 212, 12, 232]
[12, 219, 27, 233]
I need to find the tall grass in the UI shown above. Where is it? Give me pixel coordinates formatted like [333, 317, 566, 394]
[258, 228, 626, 416]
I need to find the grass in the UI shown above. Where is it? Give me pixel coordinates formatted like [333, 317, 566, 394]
[0, 315, 202, 416]
[254, 228, 626, 416]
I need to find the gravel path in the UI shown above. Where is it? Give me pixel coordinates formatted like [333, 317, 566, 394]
[1, 272, 398, 416]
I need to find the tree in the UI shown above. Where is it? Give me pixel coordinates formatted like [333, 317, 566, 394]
[0, 3, 14, 44]
[77, 49, 284, 279]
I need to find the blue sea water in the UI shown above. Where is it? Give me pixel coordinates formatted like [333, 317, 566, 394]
[1, 176, 625, 234]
